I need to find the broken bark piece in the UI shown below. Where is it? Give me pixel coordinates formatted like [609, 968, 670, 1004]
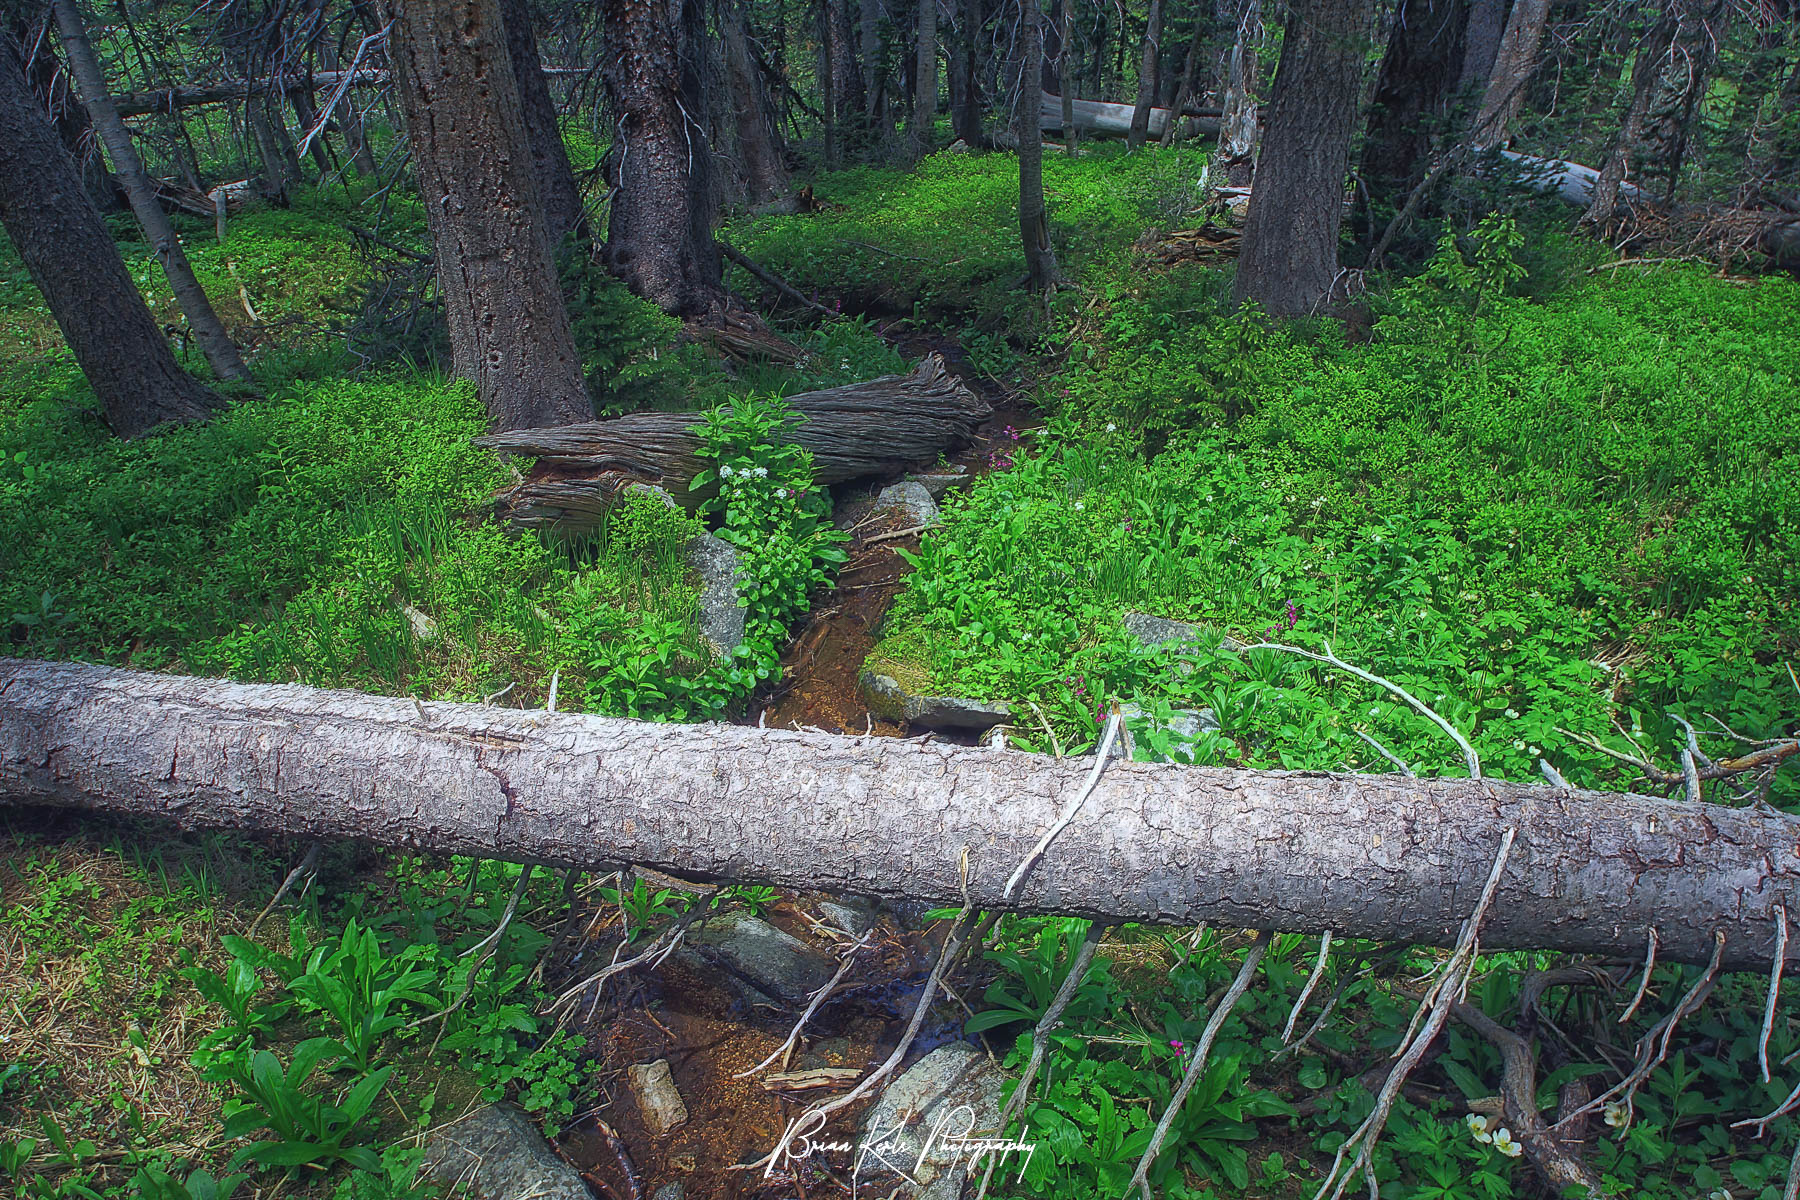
[476, 354, 989, 535]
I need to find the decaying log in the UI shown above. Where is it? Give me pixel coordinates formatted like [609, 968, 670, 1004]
[111, 69, 391, 118]
[475, 354, 989, 533]
[1039, 90, 1221, 140]
[2, 658, 1795, 970]
[1495, 151, 1643, 208]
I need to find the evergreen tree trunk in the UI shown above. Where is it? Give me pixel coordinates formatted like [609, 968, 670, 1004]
[387, 0, 592, 429]
[1456, 0, 1506, 103]
[725, 0, 789, 202]
[1357, 0, 1469, 232]
[1159, 7, 1211, 147]
[1059, 0, 1078, 153]
[9, 9, 119, 210]
[1634, 0, 1725, 202]
[1584, 5, 1677, 222]
[50, 0, 251, 384]
[862, 0, 887, 127]
[499, 0, 587, 247]
[826, 0, 864, 152]
[951, 0, 986, 145]
[911, 0, 938, 157]
[1127, 0, 1162, 149]
[1212, 0, 1261, 185]
[1472, 0, 1547, 141]
[1016, 0, 1060, 290]
[1232, 0, 1371, 316]
[601, 0, 728, 317]
[0, 30, 218, 438]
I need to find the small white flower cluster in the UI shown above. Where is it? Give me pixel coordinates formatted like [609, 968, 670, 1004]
[1602, 1101, 1628, 1129]
[1465, 1113, 1522, 1157]
[717, 464, 770, 480]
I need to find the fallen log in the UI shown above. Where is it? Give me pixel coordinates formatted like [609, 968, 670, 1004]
[112, 69, 390, 118]
[1039, 90, 1220, 140]
[1, 658, 1793, 970]
[1494, 150, 1643, 208]
[475, 354, 989, 533]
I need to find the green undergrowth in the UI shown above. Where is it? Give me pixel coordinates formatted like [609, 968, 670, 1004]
[726, 142, 1214, 335]
[965, 918, 1800, 1200]
[878, 223, 1800, 802]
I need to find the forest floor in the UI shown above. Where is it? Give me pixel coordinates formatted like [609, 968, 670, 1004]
[3, 142, 1800, 1200]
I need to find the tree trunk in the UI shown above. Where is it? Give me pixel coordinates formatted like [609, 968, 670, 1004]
[1039, 90, 1219, 138]
[1058, 0, 1077, 153]
[387, 0, 592, 430]
[1212, 0, 1261, 186]
[1159, 8, 1212, 147]
[951, 0, 986, 145]
[1016, 0, 1060, 291]
[5, 657, 1795, 971]
[1356, 0, 1469, 238]
[317, 26, 379, 175]
[1127, 0, 1163, 149]
[499, 0, 587, 248]
[825, 0, 864, 155]
[0, 30, 218, 438]
[863, 0, 885, 120]
[1232, 0, 1370, 317]
[8, 9, 120, 210]
[910, 0, 938, 157]
[724, 0, 789, 204]
[601, 0, 728, 318]
[1746, 45, 1800, 200]
[1634, 0, 1725, 202]
[1456, 0, 1506, 107]
[50, 0, 250, 384]
[1472, 0, 1547, 142]
[1583, 7, 1676, 223]
[477, 354, 989, 529]
[107, 68, 390, 117]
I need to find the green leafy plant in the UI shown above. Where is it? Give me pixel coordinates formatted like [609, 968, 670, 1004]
[216, 1038, 390, 1174]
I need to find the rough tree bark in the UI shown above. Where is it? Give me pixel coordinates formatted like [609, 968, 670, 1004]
[0, 28, 218, 438]
[1633, 0, 1725, 202]
[1212, 0, 1261, 186]
[910, 0, 938, 158]
[1017, 0, 1061, 291]
[1471, 0, 1546, 143]
[387, 0, 591, 431]
[601, 0, 728, 317]
[3, 658, 1794, 971]
[1356, 0, 1469, 237]
[476, 354, 990, 528]
[1059, 0, 1078, 153]
[1232, 0, 1371, 316]
[499, 0, 587, 247]
[824, 0, 864, 158]
[50, 0, 251, 384]
[7, 9, 119, 209]
[1456, 0, 1507, 105]
[724, 0, 789, 204]
[1127, 0, 1163, 149]
[1583, 4, 1677, 223]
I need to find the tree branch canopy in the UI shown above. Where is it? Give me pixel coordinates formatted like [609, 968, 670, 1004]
[2, 659, 1794, 970]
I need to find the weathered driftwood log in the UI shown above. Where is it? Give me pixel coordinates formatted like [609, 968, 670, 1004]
[2, 658, 1793, 970]
[1495, 151, 1643, 208]
[475, 354, 989, 532]
[1038, 90, 1220, 140]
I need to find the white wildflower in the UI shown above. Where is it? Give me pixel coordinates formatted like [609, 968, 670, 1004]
[1527, 745, 1541, 757]
[776, 488, 789, 499]
[1602, 1102, 1627, 1129]
[1074, 501, 1085, 511]
[1465, 1114, 1493, 1144]
[719, 464, 734, 478]
[1708, 1189, 1734, 1200]
[1106, 422, 1117, 432]
[754, 466, 768, 478]
[1513, 739, 1526, 751]
[1491, 1128, 1521, 1158]
[1505, 708, 1520, 719]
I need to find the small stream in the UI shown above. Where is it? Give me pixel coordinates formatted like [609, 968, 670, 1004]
[557, 333, 1035, 1200]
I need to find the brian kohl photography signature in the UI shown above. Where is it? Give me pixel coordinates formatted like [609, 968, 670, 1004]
[765, 1103, 1037, 1187]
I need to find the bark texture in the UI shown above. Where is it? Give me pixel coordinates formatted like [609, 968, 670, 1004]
[0, 29, 219, 438]
[601, 0, 727, 317]
[724, 0, 789, 204]
[499, 0, 587, 247]
[3, 657, 1795, 971]
[1232, 0, 1371, 316]
[1357, 0, 1469, 215]
[477, 354, 989, 529]
[1472, 0, 1547, 141]
[1016, 0, 1060, 291]
[387, 0, 591, 431]
[911, 0, 938, 158]
[51, 0, 250, 384]
[1212, 0, 1262, 185]
[1127, 0, 1163, 149]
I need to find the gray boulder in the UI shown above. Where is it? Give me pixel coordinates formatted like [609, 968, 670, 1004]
[685, 911, 836, 1004]
[859, 670, 1011, 733]
[817, 896, 880, 936]
[1122, 611, 1245, 655]
[908, 472, 971, 499]
[874, 480, 940, 527]
[423, 1102, 595, 1200]
[687, 533, 745, 656]
[858, 1044, 1006, 1200]
[1118, 700, 1221, 761]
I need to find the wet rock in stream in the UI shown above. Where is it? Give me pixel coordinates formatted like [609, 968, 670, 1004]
[679, 911, 837, 1005]
[423, 1102, 596, 1200]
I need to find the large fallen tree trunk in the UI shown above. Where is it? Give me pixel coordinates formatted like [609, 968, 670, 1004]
[1494, 150, 1643, 208]
[476, 353, 989, 532]
[1039, 90, 1220, 140]
[110, 67, 584, 118]
[2, 658, 1792, 970]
